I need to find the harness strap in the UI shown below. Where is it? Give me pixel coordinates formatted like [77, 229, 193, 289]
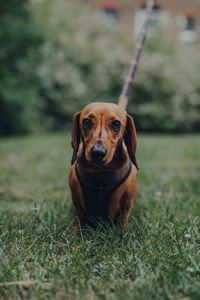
[75, 161, 132, 218]
[75, 160, 132, 189]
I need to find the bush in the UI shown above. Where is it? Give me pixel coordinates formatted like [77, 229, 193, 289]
[0, 0, 43, 134]
[0, 0, 199, 134]
[31, 0, 200, 133]
[129, 35, 200, 133]
[32, 0, 129, 130]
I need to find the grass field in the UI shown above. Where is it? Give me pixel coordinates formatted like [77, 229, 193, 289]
[0, 133, 199, 300]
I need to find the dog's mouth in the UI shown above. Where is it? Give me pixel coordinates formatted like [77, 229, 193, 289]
[91, 159, 105, 165]
[86, 155, 108, 167]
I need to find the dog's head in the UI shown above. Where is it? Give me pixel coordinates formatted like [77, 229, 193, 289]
[71, 102, 138, 169]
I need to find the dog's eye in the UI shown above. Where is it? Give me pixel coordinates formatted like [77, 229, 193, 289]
[111, 120, 121, 131]
[82, 118, 92, 129]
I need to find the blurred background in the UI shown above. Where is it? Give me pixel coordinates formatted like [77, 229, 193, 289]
[0, 0, 200, 135]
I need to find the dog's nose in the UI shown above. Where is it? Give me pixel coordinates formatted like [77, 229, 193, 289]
[90, 145, 107, 162]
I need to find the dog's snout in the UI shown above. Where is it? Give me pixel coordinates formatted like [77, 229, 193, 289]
[90, 145, 107, 162]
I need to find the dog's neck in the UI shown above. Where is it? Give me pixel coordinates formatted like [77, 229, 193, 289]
[76, 159, 131, 187]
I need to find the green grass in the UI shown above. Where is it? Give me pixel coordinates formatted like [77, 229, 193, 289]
[0, 133, 200, 300]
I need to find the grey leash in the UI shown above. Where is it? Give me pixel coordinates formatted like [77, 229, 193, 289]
[118, 0, 155, 110]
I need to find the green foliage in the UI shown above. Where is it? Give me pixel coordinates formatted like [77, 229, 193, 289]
[0, 133, 200, 299]
[0, 0, 200, 134]
[33, 0, 128, 130]
[130, 35, 200, 133]
[0, 0, 43, 134]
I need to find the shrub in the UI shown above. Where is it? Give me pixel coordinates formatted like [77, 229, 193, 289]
[0, 0, 199, 134]
[129, 34, 200, 132]
[32, 0, 129, 130]
[0, 0, 43, 134]
[33, 0, 200, 133]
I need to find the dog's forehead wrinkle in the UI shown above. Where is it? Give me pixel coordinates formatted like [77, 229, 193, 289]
[82, 102, 125, 114]
[88, 113, 95, 119]
[80, 111, 96, 120]
[82, 110, 125, 123]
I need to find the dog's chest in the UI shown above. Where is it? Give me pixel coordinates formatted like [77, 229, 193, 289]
[80, 178, 115, 218]
[75, 161, 132, 218]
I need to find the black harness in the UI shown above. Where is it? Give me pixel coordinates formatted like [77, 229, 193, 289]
[75, 160, 132, 219]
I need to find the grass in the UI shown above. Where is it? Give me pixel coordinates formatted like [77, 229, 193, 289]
[0, 133, 200, 300]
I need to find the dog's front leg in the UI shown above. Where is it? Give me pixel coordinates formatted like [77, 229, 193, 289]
[71, 194, 87, 233]
[108, 189, 124, 223]
[108, 190, 136, 229]
[120, 195, 135, 229]
[69, 166, 87, 233]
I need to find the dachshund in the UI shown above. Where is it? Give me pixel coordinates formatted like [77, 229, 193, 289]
[69, 102, 138, 232]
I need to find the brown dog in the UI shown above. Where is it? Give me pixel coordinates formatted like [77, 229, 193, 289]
[69, 102, 138, 231]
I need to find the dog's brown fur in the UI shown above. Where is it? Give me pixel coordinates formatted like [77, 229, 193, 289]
[69, 102, 138, 231]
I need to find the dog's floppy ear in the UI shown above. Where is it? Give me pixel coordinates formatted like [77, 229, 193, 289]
[124, 114, 139, 170]
[71, 112, 81, 165]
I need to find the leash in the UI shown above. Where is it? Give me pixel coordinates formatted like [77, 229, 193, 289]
[118, 0, 155, 110]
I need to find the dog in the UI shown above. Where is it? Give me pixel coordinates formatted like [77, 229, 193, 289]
[69, 102, 138, 232]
